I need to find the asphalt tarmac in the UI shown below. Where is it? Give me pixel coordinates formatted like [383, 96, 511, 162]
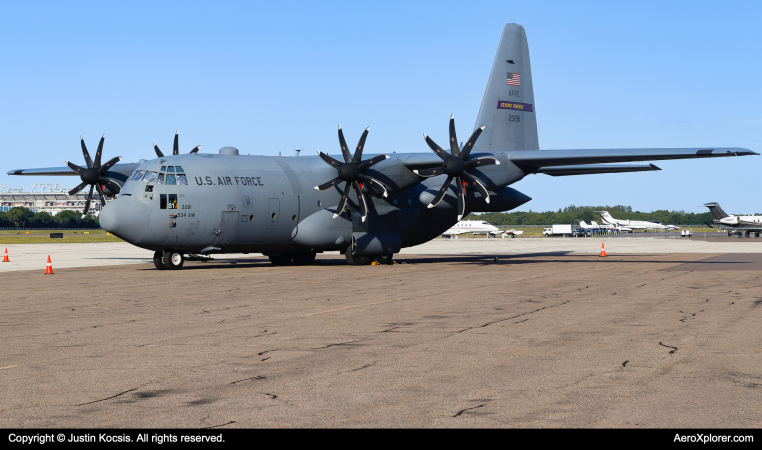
[2, 248, 762, 428]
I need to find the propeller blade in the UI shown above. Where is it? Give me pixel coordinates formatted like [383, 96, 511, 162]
[337, 125, 352, 163]
[99, 156, 122, 175]
[352, 181, 368, 222]
[189, 145, 201, 154]
[80, 136, 93, 168]
[462, 171, 490, 204]
[316, 150, 343, 168]
[460, 126, 486, 160]
[68, 181, 88, 196]
[65, 160, 85, 174]
[95, 184, 107, 206]
[456, 177, 465, 220]
[81, 185, 95, 218]
[423, 133, 449, 161]
[333, 182, 351, 219]
[412, 166, 444, 177]
[314, 176, 343, 191]
[448, 114, 460, 157]
[153, 142, 164, 158]
[427, 175, 453, 209]
[464, 157, 500, 170]
[173, 130, 179, 155]
[94, 134, 105, 168]
[358, 154, 389, 171]
[357, 174, 388, 198]
[353, 126, 370, 163]
[101, 179, 122, 194]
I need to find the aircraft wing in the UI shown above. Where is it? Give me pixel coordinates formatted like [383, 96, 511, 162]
[534, 163, 660, 176]
[510, 148, 757, 169]
[8, 163, 139, 182]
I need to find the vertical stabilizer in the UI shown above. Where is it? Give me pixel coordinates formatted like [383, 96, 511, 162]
[473, 23, 539, 152]
[703, 202, 729, 220]
[596, 211, 615, 224]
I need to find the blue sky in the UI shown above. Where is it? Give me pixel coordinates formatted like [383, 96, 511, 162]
[1, 0, 760, 214]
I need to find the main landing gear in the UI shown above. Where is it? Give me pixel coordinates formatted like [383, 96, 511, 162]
[154, 249, 185, 270]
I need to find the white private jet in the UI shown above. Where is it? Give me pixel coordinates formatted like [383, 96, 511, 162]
[596, 211, 677, 232]
[442, 220, 509, 237]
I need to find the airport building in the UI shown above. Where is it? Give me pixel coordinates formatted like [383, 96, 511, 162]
[0, 184, 109, 215]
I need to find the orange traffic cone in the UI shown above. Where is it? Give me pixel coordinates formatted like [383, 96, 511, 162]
[600, 243, 606, 257]
[45, 255, 54, 274]
[2, 248, 8, 262]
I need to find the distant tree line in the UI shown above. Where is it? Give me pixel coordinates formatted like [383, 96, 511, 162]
[475, 205, 717, 226]
[0, 208, 100, 228]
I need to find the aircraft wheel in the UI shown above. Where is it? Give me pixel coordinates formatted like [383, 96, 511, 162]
[345, 251, 372, 266]
[153, 251, 167, 270]
[269, 254, 293, 266]
[292, 251, 316, 265]
[375, 254, 394, 265]
[163, 250, 185, 270]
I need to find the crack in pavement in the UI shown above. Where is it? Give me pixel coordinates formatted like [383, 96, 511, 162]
[453, 404, 485, 417]
[311, 339, 369, 350]
[230, 375, 266, 385]
[203, 421, 236, 428]
[659, 342, 678, 354]
[75, 387, 141, 406]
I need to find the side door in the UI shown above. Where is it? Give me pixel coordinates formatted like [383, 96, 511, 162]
[213, 211, 240, 247]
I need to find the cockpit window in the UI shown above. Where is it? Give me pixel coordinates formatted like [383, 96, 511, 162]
[175, 166, 184, 173]
[165, 173, 176, 185]
[177, 174, 187, 185]
[167, 166, 175, 173]
[130, 170, 145, 181]
[143, 171, 158, 183]
[160, 166, 166, 172]
[157, 173, 164, 184]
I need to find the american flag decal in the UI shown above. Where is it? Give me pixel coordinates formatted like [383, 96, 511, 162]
[507, 73, 520, 86]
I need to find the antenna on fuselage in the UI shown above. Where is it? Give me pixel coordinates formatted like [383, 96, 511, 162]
[293, 149, 302, 157]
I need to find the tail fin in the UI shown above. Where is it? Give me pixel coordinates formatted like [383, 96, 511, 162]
[579, 220, 588, 227]
[703, 202, 729, 220]
[591, 221, 599, 226]
[596, 211, 615, 224]
[473, 23, 539, 152]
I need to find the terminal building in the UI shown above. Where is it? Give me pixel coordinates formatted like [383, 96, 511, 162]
[0, 184, 109, 215]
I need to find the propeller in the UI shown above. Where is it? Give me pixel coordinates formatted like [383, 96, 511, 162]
[153, 130, 201, 157]
[313, 125, 389, 223]
[416, 114, 500, 220]
[65, 135, 122, 218]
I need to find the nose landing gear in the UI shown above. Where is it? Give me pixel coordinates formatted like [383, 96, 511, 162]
[154, 249, 185, 270]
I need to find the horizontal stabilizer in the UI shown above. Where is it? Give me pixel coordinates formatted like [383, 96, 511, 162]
[511, 148, 757, 168]
[535, 163, 660, 177]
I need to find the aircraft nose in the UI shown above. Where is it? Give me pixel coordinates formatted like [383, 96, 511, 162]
[99, 195, 149, 244]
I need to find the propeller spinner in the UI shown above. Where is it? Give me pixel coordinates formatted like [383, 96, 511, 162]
[153, 130, 201, 157]
[65, 135, 122, 218]
[416, 115, 499, 220]
[313, 125, 389, 223]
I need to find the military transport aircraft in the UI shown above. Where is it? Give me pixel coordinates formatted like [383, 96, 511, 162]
[8, 23, 757, 269]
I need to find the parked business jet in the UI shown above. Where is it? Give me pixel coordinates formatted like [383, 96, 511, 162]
[443, 220, 505, 236]
[596, 211, 676, 231]
[703, 203, 762, 237]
